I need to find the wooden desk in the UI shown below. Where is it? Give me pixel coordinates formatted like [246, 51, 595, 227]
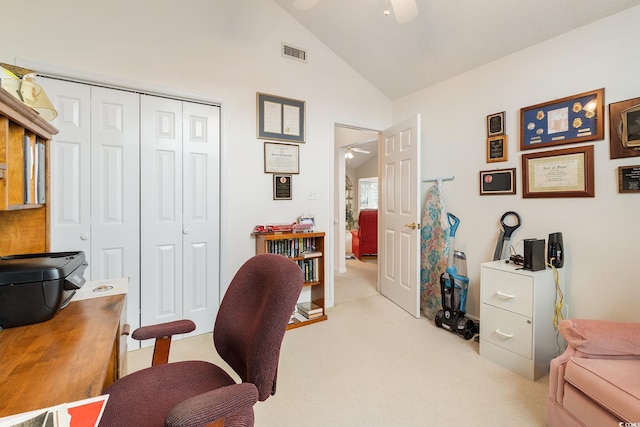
[0, 294, 126, 417]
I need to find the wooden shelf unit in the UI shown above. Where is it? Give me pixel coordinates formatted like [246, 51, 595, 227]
[0, 87, 57, 256]
[254, 231, 327, 329]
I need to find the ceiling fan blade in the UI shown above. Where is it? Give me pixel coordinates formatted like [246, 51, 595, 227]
[390, 0, 418, 23]
[293, 0, 321, 10]
[352, 148, 371, 154]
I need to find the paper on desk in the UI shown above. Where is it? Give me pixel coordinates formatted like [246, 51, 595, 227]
[0, 395, 109, 427]
[72, 277, 129, 301]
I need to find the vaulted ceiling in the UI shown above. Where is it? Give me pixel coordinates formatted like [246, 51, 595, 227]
[273, 0, 640, 100]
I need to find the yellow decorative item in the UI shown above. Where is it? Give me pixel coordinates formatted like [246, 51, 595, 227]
[0, 63, 58, 121]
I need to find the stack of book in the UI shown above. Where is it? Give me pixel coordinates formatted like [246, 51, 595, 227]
[297, 302, 323, 319]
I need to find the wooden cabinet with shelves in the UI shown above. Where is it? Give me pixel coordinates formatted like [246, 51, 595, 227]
[0, 87, 57, 255]
[254, 231, 327, 329]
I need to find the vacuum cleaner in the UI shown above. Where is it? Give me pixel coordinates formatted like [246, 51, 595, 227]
[434, 213, 476, 340]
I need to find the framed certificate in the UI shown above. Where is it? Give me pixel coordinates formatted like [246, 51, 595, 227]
[264, 142, 299, 174]
[257, 92, 305, 143]
[521, 145, 595, 198]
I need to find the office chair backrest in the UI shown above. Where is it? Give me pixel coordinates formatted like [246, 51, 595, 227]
[214, 253, 303, 401]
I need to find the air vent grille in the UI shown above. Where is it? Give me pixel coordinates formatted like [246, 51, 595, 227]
[282, 43, 307, 63]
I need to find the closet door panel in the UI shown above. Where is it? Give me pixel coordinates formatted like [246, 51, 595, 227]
[182, 103, 220, 334]
[42, 78, 92, 274]
[140, 95, 184, 327]
[90, 86, 140, 336]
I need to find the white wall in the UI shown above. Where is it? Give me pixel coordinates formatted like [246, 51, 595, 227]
[0, 0, 392, 302]
[394, 6, 640, 322]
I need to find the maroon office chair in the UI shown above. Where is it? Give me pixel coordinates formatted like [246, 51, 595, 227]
[100, 254, 304, 427]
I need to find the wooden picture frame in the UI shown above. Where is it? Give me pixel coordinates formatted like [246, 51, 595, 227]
[520, 88, 604, 150]
[521, 145, 595, 198]
[608, 97, 640, 159]
[487, 135, 508, 162]
[618, 165, 640, 193]
[487, 111, 505, 137]
[257, 92, 305, 143]
[273, 174, 292, 200]
[264, 142, 299, 174]
[479, 168, 516, 195]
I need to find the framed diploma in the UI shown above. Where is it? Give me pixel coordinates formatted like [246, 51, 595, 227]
[479, 168, 516, 195]
[520, 88, 604, 150]
[264, 142, 299, 174]
[257, 92, 305, 143]
[486, 135, 508, 162]
[486, 111, 505, 137]
[521, 145, 595, 198]
[618, 165, 640, 193]
[273, 174, 292, 200]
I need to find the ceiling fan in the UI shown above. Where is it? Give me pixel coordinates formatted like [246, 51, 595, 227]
[293, 0, 419, 23]
[345, 147, 371, 159]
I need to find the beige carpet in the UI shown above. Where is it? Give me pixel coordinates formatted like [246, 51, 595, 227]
[127, 258, 550, 426]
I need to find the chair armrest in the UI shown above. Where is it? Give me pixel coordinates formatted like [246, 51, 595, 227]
[559, 318, 640, 356]
[132, 320, 196, 341]
[165, 383, 259, 427]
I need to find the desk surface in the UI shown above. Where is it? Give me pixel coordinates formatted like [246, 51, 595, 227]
[0, 294, 124, 417]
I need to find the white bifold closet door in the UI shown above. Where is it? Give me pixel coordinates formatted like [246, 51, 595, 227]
[43, 77, 221, 345]
[140, 95, 220, 336]
[44, 78, 141, 339]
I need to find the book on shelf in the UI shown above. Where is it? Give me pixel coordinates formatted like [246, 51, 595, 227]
[301, 251, 322, 259]
[297, 301, 323, 317]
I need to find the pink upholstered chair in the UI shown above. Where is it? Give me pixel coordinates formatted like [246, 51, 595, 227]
[351, 209, 378, 259]
[546, 318, 640, 426]
[99, 254, 304, 427]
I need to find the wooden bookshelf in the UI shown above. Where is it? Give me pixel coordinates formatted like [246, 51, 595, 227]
[254, 231, 327, 329]
[0, 87, 57, 256]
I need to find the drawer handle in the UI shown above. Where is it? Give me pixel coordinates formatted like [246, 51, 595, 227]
[495, 329, 514, 339]
[496, 291, 515, 300]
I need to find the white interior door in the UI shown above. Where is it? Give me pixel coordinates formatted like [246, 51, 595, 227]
[44, 78, 141, 343]
[89, 86, 140, 334]
[140, 95, 184, 328]
[140, 95, 220, 335]
[379, 114, 421, 317]
[181, 102, 220, 334]
[45, 78, 92, 270]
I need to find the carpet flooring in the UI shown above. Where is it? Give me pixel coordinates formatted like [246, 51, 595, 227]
[127, 258, 550, 426]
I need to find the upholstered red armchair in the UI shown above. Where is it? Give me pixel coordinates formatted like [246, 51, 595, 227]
[99, 254, 304, 427]
[351, 209, 378, 259]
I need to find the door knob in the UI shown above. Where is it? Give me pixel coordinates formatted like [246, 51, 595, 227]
[183, 228, 189, 235]
[80, 233, 89, 240]
[404, 222, 419, 229]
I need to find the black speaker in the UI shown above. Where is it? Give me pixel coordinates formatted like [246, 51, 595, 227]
[523, 239, 545, 271]
[548, 232, 564, 268]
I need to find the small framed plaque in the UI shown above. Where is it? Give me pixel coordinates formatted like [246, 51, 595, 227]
[618, 165, 640, 193]
[479, 168, 516, 195]
[487, 111, 505, 137]
[273, 174, 292, 200]
[487, 135, 508, 163]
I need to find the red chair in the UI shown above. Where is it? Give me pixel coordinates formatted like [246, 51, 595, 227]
[99, 254, 303, 427]
[351, 209, 378, 259]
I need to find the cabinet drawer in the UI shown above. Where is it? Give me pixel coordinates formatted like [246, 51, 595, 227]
[481, 267, 533, 316]
[480, 304, 532, 359]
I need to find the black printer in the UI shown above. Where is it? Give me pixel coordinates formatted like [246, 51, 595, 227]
[0, 251, 88, 329]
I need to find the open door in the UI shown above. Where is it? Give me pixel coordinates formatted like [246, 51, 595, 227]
[379, 114, 421, 318]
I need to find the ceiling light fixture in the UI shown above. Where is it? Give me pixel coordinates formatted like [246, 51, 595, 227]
[345, 148, 354, 159]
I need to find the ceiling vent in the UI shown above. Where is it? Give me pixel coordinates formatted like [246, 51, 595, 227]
[282, 43, 307, 63]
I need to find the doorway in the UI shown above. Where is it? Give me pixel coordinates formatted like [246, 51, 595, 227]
[333, 124, 379, 304]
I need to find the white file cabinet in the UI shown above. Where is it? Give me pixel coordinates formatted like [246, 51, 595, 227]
[479, 261, 563, 380]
